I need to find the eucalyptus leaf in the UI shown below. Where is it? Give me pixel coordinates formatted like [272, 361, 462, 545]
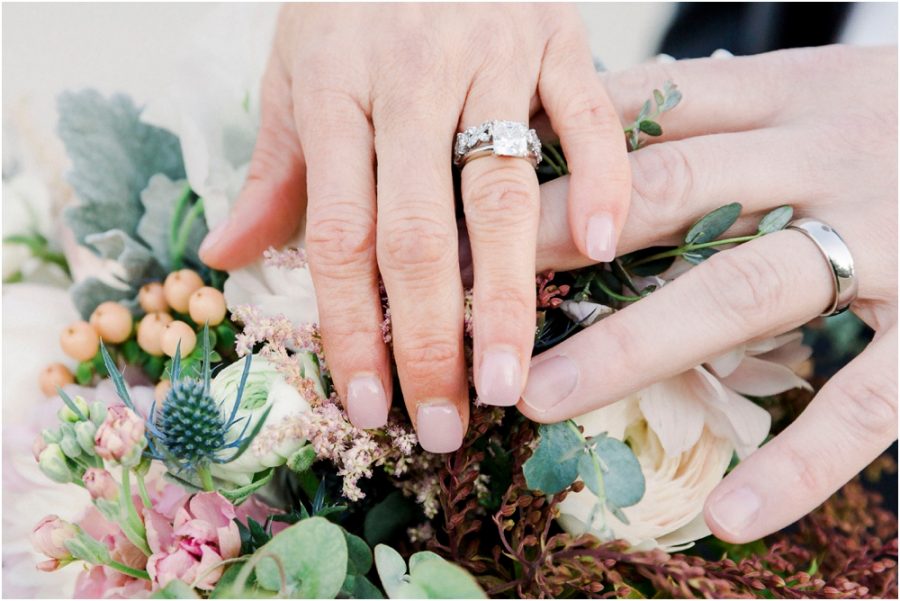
[210, 564, 274, 599]
[252, 516, 348, 597]
[523, 421, 584, 494]
[151, 580, 200, 599]
[684, 202, 742, 244]
[757, 205, 794, 234]
[682, 247, 719, 265]
[374, 544, 486, 599]
[591, 434, 645, 509]
[345, 530, 373, 575]
[576, 449, 604, 498]
[374, 544, 409, 599]
[364, 490, 417, 546]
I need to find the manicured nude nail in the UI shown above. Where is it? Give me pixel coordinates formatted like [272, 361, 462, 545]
[478, 347, 522, 407]
[522, 355, 579, 412]
[346, 374, 388, 429]
[585, 213, 616, 262]
[416, 401, 463, 453]
[706, 486, 761, 538]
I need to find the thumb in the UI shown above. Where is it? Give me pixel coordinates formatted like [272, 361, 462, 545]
[199, 53, 306, 270]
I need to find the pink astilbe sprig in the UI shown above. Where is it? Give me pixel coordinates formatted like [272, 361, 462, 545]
[536, 271, 571, 309]
[263, 246, 308, 269]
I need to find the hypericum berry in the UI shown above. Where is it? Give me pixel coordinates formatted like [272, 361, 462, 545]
[39, 363, 74, 396]
[157, 378, 228, 466]
[139, 282, 169, 313]
[160, 321, 197, 357]
[89, 302, 133, 344]
[137, 312, 174, 356]
[188, 287, 227, 326]
[60, 321, 100, 362]
[163, 269, 204, 313]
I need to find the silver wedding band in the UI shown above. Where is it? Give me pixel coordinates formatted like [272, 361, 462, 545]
[454, 120, 542, 168]
[786, 218, 858, 316]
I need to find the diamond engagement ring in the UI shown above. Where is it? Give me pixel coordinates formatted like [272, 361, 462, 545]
[453, 120, 542, 168]
[786, 218, 859, 316]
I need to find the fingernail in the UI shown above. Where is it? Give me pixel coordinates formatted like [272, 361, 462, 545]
[346, 374, 388, 429]
[199, 222, 229, 259]
[522, 355, 579, 413]
[585, 213, 616, 262]
[416, 401, 463, 453]
[707, 486, 761, 537]
[478, 347, 522, 407]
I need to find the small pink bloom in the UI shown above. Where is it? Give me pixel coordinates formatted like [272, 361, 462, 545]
[31, 515, 76, 564]
[94, 404, 145, 466]
[83, 468, 119, 501]
[32, 435, 47, 462]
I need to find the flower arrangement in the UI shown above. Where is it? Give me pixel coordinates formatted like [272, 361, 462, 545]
[4, 59, 896, 600]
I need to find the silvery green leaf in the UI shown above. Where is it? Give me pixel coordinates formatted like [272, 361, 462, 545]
[576, 449, 604, 497]
[137, 175, 205, 270]
[684, 202, 742, 244]
[591, 434, 645, 509]
[344, 530, 373, 575]
[638, 120, 663, 136]
[637, 99, 651, 122]
[408, 551, 443, 573]
[757, 205, 794, 234]
[408, 554, 486, 599]
[653, 89, 664, 107]
[152, 581, 200, 599]
[57, 90, 184, 243]
[608, 505, 630, 525]
[661, 82, 683, 111]
[682, 247, 719, 265]
[85, 229, 166, 285]
[65, 530, 111, 565]
[70, 277, 137, 320]
[375, 544, 413, 599]
[523, 421, 584, 494]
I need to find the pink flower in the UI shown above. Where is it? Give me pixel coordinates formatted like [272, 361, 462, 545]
[31, 515, 76, 571]
[74, 565, 151, 599]
[94, 405, 145, 466]
[82, 468, 118, 501]
[79, 505, 147, 571]
[144, 492, 241, 590]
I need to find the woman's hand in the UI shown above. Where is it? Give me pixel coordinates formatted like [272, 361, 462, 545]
[519, 45, 897, 541]
[199, 4, 630, 452]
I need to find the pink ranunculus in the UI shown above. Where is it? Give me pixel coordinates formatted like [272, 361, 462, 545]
[145, 492, 242, 590]
[31, 515, 76, 570]
[94, 404, 145, 466]
[74, 565, 152, 599]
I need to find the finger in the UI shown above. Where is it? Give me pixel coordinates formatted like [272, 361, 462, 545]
[519, 229, 833, 422]
[459, 79, 540, 407]
[539, 27, 631, 263]
[705, 326, 898, 542]
[298, 92, 391, 430]
[373, 98, 468, 453]
[200, 51, 306, 270]
[534, 128, 810, 273]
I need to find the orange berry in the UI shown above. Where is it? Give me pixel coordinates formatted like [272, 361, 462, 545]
[138, 282, 169, 313]
[163, 270, 204, 313]
[89, 302, 133, 344]
[189, 287, 227, 326]
[137, 312, 174, 356]
[160, 321, 197, 358]
[60, 321, 100, 362]
[39, 363, 75, 396]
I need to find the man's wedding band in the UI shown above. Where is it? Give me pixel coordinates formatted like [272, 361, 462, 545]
[787, 218, 858, 316]
[454, 120, 542, 168]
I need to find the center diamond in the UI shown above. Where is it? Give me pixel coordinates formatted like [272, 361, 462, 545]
[492, 121, 529, 157]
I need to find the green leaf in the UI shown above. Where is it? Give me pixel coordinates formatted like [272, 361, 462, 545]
[251, 516, 348, 597]
[638, 120, 662, 136]
[684, 202, 742, 244]
[138, 176, 208, 271]
[757, 205, 794, 234]
[65, 530, 111, 565]
[636, 99, 651, 122]
[75, 361, 94, 385]
[653, 89, 664, 107]
[591, 434, 645, 509]
[363, 491, 417, 546]
[345, 530, 373, 575]
[374, 545, 486, 599]
[374, 544, 411, 599]
[152, 580, 200, 599]
[70, 277, 138, 321]
[523, 422, 584, 494]
[661, 89, 683, 112]
[343, 575, 384, 599]
[286, 444, 317, 474]
[219, 468, 275, 506]
[210, 564, 275, 599]
[576, 449, 604, 498]
[57, 90, 184, 245]
[682, 247, 719, 265]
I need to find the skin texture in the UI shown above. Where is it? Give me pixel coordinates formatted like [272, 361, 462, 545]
[199, 4, 631, 452]
[517, 45, 898, 543]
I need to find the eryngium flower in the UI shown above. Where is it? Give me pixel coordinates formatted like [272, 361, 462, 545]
[155, 378, 227, 467]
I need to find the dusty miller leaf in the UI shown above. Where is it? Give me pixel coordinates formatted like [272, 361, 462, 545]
[70, 277, 139, 320]
[684, 202, 742, 244]
[137, 174, 207, 270]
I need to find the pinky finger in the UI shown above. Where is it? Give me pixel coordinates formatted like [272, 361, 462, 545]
[705, 326, 898, 542]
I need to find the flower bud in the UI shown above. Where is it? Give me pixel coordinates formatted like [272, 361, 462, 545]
[57, 395, 89, 423]
[59, 430, 82, 459]
[38, 445, 71, 483]
[89, 401, 107, 427]
[94, 405, 146, 467]
[74, 421, 98, 456]
[82, 468, 119, 501]
[41, 428, 62, 444]
[32, 435, 48, 462]
[31, 516, 76, 567]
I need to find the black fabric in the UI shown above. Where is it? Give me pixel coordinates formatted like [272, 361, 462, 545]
[659, 2, 852, 58]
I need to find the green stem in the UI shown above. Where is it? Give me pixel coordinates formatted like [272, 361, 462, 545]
[591, 276, 644, 303]
[107, 560, 151, 581]
[120, 470, 151, 556]
[170, 198, 205, 270]
[169, 185, 193, 252]
[628, 233, 763, 268]
[544, 143, 568, 174]
[197, 463, 216, 492]
[540, 151, 563, 177]
[136, 472, 152, 509]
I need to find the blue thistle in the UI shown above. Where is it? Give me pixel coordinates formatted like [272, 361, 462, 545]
[100, 324, 270, 482]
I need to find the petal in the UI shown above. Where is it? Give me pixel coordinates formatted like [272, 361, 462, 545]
[216, 523, 241, 560]
[195, 545, 225, 590]
[143, 509, 175, 554]
[720, 356, 812, 396]
[639, 374, 708, 456]
[573, 396, 641, 440]
[705, 344, 747, 378]
[705, 388, 772, 458]
[655, 511, 712, 551]
[189, 492, 235, 528]
[757, 336, 813, 371]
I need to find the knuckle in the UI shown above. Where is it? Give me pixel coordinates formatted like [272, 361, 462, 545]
[397, 333, 460, 381]
[306, 202, 375, 273]
[464, 167, 539, 231]
[477, 287, 535, 322]
[780, 441, 828, 495]
[556, 92, 618, 136]
[698, 248, 787, 331]
[829, 374, 898, 440]
[631, 143, 694, 224]
[597, 315, 642, 373]
[378, 213, 456, 275]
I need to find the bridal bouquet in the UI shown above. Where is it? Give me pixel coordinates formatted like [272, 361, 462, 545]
[4, 44, 896, 599]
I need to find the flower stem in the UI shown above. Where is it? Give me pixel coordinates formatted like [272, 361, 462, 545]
[170, 198, 205, 270]
[627, 233, 763, 268]
[136, 472, 152, 509]
[544, 143, 568, 175]
[107, 560, 151, 581]
[591, 276, 645, 303]
[119, 469, 151, 556]
[197, 464, 215, 492]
